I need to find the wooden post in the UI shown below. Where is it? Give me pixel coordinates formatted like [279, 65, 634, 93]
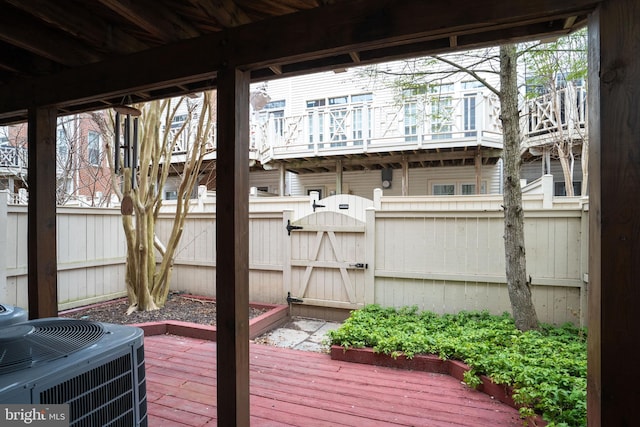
[279, 163, 286, 196]
[401, 156, 409, 196]
[216, 67, 250, 427]
[588, 0, 640, 425]
[27, 107, 58, 319]
[475, 149, 482, 194]
[335, 159, 343, 195]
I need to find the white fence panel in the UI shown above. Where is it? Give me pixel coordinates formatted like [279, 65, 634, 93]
[2, 190, 588, 325]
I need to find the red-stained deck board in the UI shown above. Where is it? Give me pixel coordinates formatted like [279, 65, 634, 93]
[144, 335, 523, 426]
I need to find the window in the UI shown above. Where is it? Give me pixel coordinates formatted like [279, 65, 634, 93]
[264, 100, 286, 109]
[461, 80, 484, 90]
[171, 114, 187, 128]
[402, 85, 427, 97]
[402, 85, 427, 142]
[463, 94, 477, 137]
[352, 106, 370, 146]
[88, 131, 100, 166]
[306, 99, 325, 108]
[433, 184, 455, 195]
[432, 180, 487, 195]
[57, 128, 70, 167]
[429, 83, 454, 139]
[259, 99, 286, 138]
[351, 93, 373, 103]
[461, 182, 487, 195]
[270, 110, 285, 137]
[404, 102, 418, 142]
[328, 96, 348, 105]
[429, 83, 454, 94]
[165, 190, 178, 200]
[307, 111, 324, 148]
[431, 96, 453, 139]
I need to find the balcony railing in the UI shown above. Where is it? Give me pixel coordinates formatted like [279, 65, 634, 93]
[0, 145, 26, 170]
[156, 86, 587, 166]
[524, 84, 587, 142]
[253, 93, 503, 162]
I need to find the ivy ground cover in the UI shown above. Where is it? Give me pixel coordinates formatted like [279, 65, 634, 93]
[328, 305, 587, 426]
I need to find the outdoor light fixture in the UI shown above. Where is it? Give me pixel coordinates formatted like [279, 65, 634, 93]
[114, 103, 142, 189]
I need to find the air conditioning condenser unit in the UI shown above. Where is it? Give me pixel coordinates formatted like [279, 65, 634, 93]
[0, 303, 27, 326]
[0, 318, 147, 427]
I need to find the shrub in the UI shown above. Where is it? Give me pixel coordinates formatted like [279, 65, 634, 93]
[328, 305, 587, 426]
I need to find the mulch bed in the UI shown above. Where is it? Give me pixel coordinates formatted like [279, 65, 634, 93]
[59, 292, 269, 326]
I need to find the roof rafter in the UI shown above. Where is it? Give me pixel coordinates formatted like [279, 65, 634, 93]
[96, 0, 200, 42]
[0, 0, 599, 123]
[0, 4, 102, 66]
[5, 0, 149, 55]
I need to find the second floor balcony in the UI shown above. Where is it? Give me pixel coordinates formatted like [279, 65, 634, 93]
[523, 84, 587, 150]
[253, 93, 504, 164]
[0, 145, 27, 176]
[151, 85, 589, 170]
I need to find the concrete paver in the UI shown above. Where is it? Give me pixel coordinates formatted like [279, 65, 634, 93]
[254, 316, 342, 352]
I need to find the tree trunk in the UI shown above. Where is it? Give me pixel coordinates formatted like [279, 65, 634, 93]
[103, 95, 214, 313]
[499, 44, 538, 331]
[551, 88, 575, 196]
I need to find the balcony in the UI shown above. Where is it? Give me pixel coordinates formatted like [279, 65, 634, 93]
[522, 84, 587, 150]
[253, 94, 503, 169]
[0, 145, 27, 176]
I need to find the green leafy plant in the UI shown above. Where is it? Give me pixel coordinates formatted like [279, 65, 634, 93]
[328, 305, 587, 427]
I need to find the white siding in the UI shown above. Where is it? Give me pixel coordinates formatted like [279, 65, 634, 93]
[282, 163, 502, 198]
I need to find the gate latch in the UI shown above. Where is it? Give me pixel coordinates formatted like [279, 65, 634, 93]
[286, 220, 303, 235]
[349, 263, 368, 269]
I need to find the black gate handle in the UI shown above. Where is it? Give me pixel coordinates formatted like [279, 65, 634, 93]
[349, 263, 368, 269]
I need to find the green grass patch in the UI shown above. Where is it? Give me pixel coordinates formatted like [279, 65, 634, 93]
[327, 305, 587, 426]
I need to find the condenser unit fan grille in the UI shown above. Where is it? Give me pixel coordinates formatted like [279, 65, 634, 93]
[41, 354, 137, 427]
[137, 345, 148, 424]
[0, 319, 105, 375]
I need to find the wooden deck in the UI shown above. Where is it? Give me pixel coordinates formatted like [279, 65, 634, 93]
[144, 334, 523, 426]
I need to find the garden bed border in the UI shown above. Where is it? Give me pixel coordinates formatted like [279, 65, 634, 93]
[330, 345, 546, 426]
[59, 295, 290, 341]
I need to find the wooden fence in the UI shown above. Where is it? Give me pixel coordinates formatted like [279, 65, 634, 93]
[1, 184, 588, 325]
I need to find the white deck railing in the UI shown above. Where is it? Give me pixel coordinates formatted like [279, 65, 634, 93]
[253, 94, 503, 163]
[524, 84, 587, 143]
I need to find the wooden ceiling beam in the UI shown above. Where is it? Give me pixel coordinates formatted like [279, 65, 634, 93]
[0, 0, 600, 119]
[186, 0, 252, 27]
[227, 0, 599, 69]
[0, 4, 103, 66]
[5, 0, 149, 54]
[96, 0, 200, 42]
[279, 148, 503, 171]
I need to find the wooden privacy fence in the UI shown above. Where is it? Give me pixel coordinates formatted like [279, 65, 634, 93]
[1, 187, 588, 325]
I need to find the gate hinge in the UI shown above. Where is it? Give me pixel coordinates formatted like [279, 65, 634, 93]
[286, 219, 303, 235]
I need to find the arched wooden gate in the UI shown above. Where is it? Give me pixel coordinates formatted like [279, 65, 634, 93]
[283, 195, 374, 310]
